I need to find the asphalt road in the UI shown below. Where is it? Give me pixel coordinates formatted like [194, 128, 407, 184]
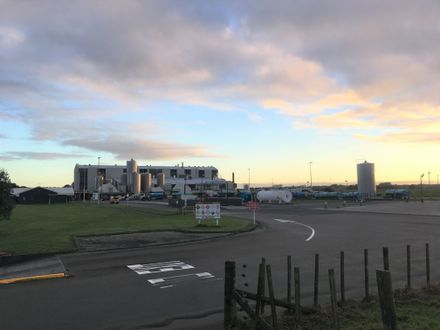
[2, 200, 440, 329]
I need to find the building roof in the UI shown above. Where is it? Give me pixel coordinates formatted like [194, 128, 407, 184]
[11, 187, 74, 196]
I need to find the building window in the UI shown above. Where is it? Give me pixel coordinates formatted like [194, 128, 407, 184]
[170, 169, 178, 177]
[212, 169, 218, 179]
[198, 170, 205, 178]
[185, 169, 191, 176]
[149, 169, 162, 177]
[139, 169, 148, 173]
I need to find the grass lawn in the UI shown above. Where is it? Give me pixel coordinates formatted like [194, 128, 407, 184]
[0, 202, 253, 255]
[279, 288, 440, 329]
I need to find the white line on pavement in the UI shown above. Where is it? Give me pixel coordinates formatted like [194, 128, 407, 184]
[273, 218, 316, 241]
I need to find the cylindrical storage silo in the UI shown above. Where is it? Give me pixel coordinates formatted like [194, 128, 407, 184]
[141, 173, 152, 193]
[357, 161, 376, 199]
[126, 159, 138, 192]
[157, 173, 165, 187]
[132, 172, 141, 194]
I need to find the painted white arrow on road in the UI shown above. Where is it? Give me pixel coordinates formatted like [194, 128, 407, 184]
[274, 218, 316, 242]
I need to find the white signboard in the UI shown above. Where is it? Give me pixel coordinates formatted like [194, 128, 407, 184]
[195, 203, 221, 225]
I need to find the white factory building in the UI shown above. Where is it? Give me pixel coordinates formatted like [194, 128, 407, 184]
[73, 159, 235, 197]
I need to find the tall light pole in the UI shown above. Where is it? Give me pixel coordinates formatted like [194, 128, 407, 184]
[248, 168, 250, 189]
[420, 173, 424, 202]
[428, 172, 431, 185]
[309, 162, 313, 188]
[97, 157, 101, 204]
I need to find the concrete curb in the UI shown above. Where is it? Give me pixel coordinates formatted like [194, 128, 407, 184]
[0, 272, 66, 285]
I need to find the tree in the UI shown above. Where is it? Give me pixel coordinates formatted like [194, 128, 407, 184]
[0, 169, 15, 220]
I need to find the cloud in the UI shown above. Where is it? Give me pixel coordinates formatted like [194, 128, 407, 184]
[247, 112, 262, 123]
[62, 137, 221, 160]
[356, 132, 440, 144]
[0, 0, 439, 154]
[0, 151, 90, 161]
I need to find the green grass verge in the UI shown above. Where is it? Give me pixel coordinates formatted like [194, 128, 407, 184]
[280, 288, 440, 329]
[0, 203, 253, 255]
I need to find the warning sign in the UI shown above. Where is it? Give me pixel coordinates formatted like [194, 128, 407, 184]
[195, 203, 221, 220]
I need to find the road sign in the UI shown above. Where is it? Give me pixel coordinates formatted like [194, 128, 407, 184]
[247, 201, 259, 211]
[195, 203, 221, 225]
[246, 201, 259, 224]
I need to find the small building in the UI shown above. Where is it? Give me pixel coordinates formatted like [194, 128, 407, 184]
[12, 187, 74, 204]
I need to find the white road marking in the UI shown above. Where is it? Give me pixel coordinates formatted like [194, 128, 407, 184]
[147, 272, 215, 287]
[274, 218, 316, 241]
[127, 261, 194, 275]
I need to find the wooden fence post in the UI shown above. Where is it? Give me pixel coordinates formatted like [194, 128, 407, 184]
[426, 243, 430, 288]
[287, 255, 292, 307]
[383, 247, 390, 271]
[406, 245, 411, 290]
[340, 251, 345, 303]
[314, 253, 319, 308]
[364, 249, 369, 300]
[294, 267, 301, 325]
[255, 262, 265, 320]
[328, 269, 340, 330]
[266, 264, 279, 330]
[224, 261, 236, 328]
[376, 270, 397, 330]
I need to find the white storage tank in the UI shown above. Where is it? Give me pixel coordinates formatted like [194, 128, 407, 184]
[157, 173, 165, 187]
[257, 190, 293, 204]
[357, 161, 376, 198]
[126, 159, 138, 192]
[141, 173, 152, 193]
[132, 172, 141, 194]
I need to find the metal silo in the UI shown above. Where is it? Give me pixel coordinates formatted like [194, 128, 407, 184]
[132, 173, 141, 194]
[141, 173, 152, 193]
[126, 159, 138, 193]
[357, 161, 376, 198]
[157, 173, 165, 187]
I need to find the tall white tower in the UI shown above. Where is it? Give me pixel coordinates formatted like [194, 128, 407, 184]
[357, 161, 376, 199]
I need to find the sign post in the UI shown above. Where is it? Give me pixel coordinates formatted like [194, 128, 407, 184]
[247, 201, 259, 225]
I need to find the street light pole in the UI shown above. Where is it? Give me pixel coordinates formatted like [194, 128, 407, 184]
[428, 172, 431, 185]
[309, 162, 313, 188]
[420, 173, 424, 202]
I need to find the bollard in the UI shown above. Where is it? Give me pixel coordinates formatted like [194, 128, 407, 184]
[287, 256, 292, 307]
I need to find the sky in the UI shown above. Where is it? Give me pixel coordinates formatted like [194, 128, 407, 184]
[0, 0, 439, 187]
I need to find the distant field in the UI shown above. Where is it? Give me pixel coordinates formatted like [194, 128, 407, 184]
[0, 203, 252, 255]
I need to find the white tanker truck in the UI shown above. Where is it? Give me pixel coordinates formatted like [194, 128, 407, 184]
[256, 190, 293, 204]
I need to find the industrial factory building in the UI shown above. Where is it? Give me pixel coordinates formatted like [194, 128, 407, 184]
[73, 159, 235, 198]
